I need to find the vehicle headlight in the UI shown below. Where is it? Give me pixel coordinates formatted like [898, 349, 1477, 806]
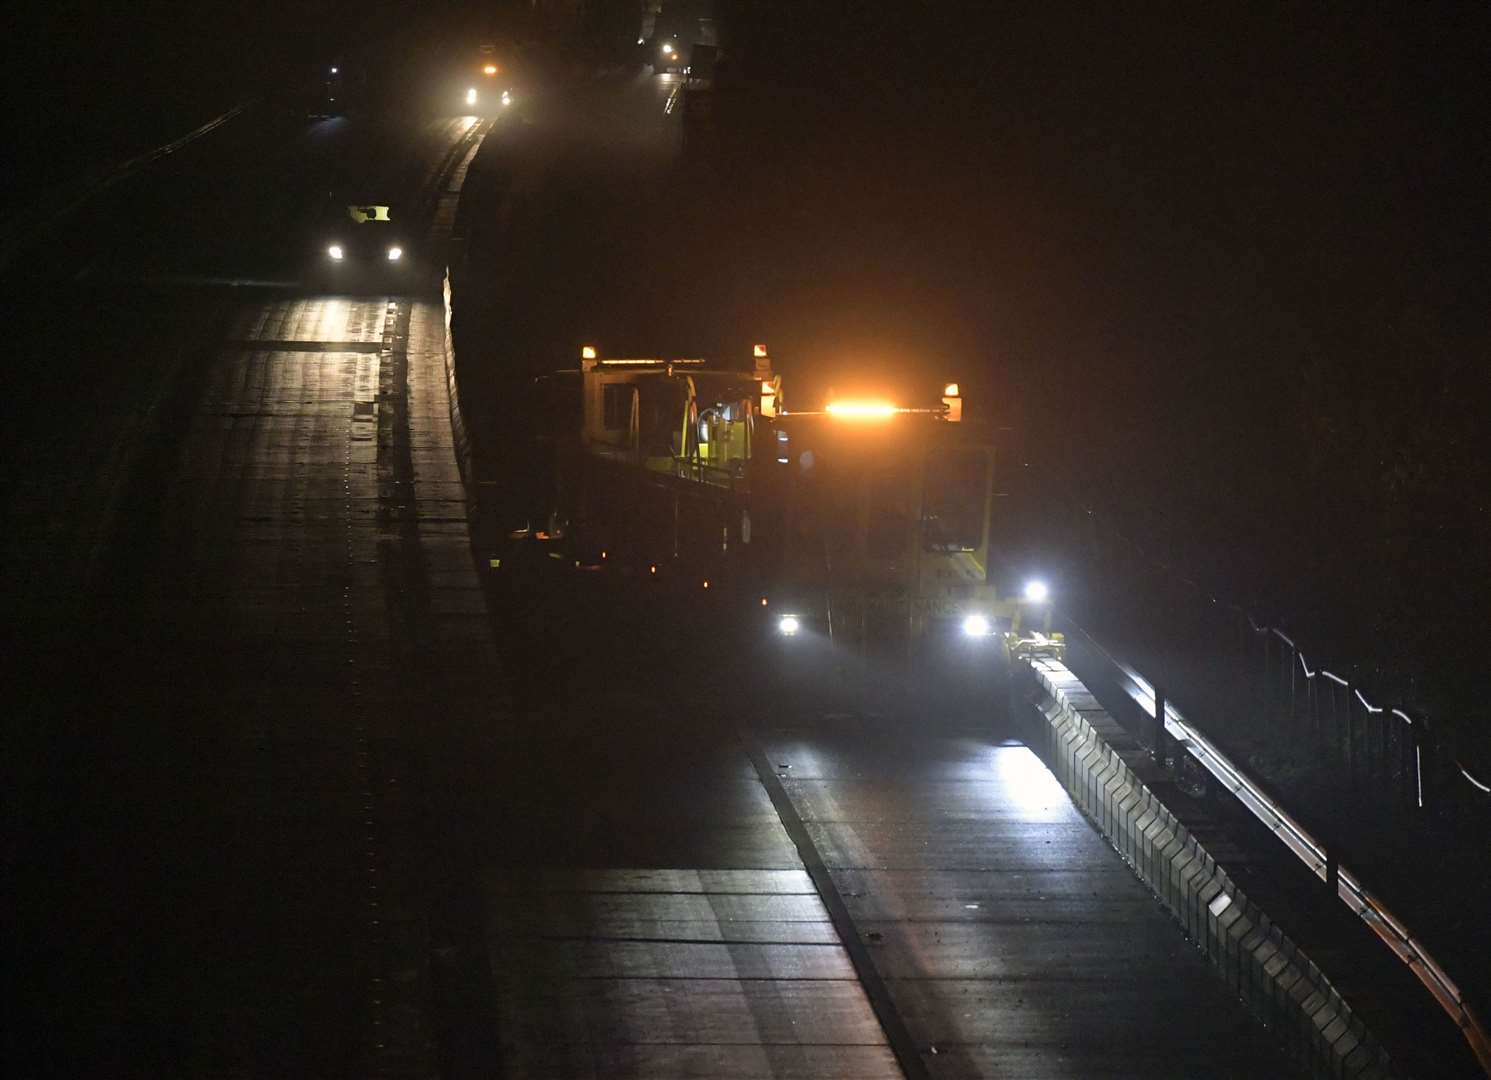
[501, 90, 511, 106]
[466, 87, 478, 106]
[327, 244, 344, 261]
[777, 614, 801, 637]
[661, 42, 674, 55]
[1023, 580, 1049, 603]
[386, 246, 402, 261]
[961, 614, 992, 638]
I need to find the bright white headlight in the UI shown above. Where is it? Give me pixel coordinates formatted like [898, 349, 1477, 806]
[465, 87, 477, 106]
[777, 614, 801, 637]
[386, 246, 402, 261]
[501, 90, 511, 106]
[1023, 580, 1050, 603]
[661, 42, 674, 54]
[961, 614, 992, 638]
[327, 244, 344, 261]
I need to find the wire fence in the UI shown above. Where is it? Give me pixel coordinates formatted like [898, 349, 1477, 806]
[1041, 625, 1491, 1077]
[1016, 469, 1491, 825]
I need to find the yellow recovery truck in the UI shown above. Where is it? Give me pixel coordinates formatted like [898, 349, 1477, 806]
[544, 344, 1062, 699]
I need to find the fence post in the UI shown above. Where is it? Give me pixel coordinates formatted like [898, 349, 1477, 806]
[1413, 722, 1429, 813]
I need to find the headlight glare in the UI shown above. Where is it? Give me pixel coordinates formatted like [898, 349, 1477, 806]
[1023, 580, 1050, 603]
[961, 614, 992, 638]
[386, 246, 402, 261]
[777, 614, 801, 637]
[327, 244, 344, 261]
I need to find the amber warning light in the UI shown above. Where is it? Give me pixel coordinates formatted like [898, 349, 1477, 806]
[942, 382, 963, 422]
[825, 400, 899, 419]
[483, 64, 499, 76]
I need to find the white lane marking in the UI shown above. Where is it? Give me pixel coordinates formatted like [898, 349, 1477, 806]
[664, 84, 683, 115]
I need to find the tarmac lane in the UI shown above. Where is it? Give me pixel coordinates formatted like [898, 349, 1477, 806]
[459, 590, 1305, 1079]
[472, 719, 903, 1080]
[752, 724, 1306, 1078]
[6, 104, 500, 1077]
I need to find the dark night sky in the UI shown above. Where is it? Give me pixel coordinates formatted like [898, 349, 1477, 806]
[716, 4, 1490, 676]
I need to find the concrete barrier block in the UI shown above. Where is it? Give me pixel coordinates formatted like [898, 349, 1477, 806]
[1023, 661, 1397, 1079]
[1081, 741, 1109, 815]
[1219, 903, 1256, 987]
[1135, 804, 1163, 879]
[1179, 847, 1218, 941]
[1165, 838, 1203, 925]
[1154, 830, 1188, 909]
[1093, 750, 1125, 833]
[1139, 804, 1173, 882]
[1111, 772, 1145, 860]
[1242, 917, 1281, 1014]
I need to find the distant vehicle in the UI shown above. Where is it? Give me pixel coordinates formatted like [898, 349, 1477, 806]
[650, 37, 688, 74]
[305, 63, 346, 119]
[313, 200, 410, 288]
[463, 43, 516, 114]
[647, 2, 718, 75]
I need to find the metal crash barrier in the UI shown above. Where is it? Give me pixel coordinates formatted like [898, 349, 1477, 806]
[1081, 649, 1491, 1076]
[1019, 657, 1393, 1077]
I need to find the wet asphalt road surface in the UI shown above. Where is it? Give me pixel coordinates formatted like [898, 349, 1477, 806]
[6, 67, 1302, 1078]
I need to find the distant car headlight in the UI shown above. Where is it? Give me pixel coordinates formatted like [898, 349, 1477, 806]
[466, 87, 478, 106]
[777, 614, 801, 637]
[327, 244, 344, 261]
[1023, 580, 1050, 603]
[661, 42, 674, 55]
[386, 246, 402, 261]
[501, 90, 512, 106]
[961, 614, 992, 638]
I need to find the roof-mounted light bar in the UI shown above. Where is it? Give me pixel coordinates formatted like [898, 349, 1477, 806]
[825, 400, 901, 419]
[594, 357, 708, 366]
